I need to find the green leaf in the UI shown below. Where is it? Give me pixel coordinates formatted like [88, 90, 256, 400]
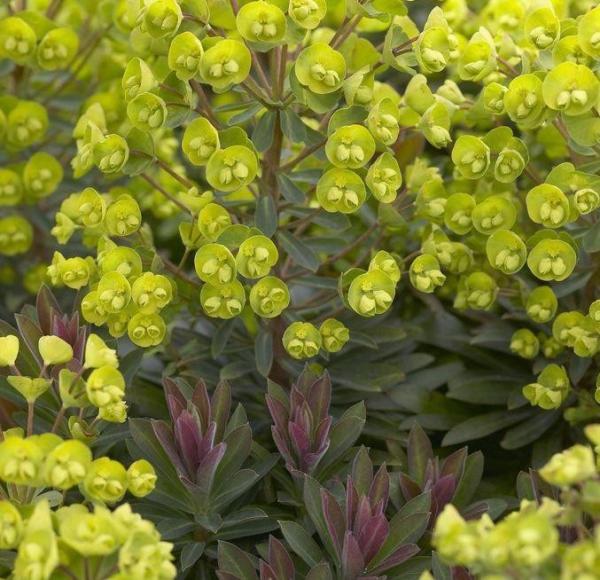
[277, 173, 306, 203]
[452, 451, 484, 509]
[279, 520, 324, 568]
[255, 329, 273, 377]
[277, 231, 320, 272]
[252, 110, 276, 153]
[180, 542, 205, 571]
[255, 195, 278, 237]
[582, 221, 600, 253]
[407, 423, 433, 486]
[217, 541, 258, 580]
[220, 360, 253, 380]
[212, 319, 237, 358]
[281, 109, 322, 145]
[442, 409, 532, 447]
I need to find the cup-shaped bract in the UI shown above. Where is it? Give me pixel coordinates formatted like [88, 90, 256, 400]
[523, 363, 570, 410]
[93, 134, 129, 174]
[578, 5, 600, 59]
[0, 169, 22, 207]
[0, 335, 19, 367]
[236, 1, 287, 44]
[289, 0, 327, 30]
[483, 82, 507, 114]
[200, 39, 252, 91]
[452, 135, 490, 179]
[542, 62, 600, 117]
[367, 98, 400, 146]
[0, 17, 37, 64]
[127, 312, 167, 347]
[127, 92, 168, 132]
[200, 280, 246, 319]
[127, 459, 157, 498]
[472, 195, 517, 235]
[236, 235, 278, 278]
[574, 188, 600, 215]
[82, 457, 128, 503]
[504, 74, 546, 128]
[296, 42, 346, 94]
[131, 272, 173, 313]
[47, 252, 93, 290]
[348, 270, 396, 317]
[143, 0, 183, 39]
[99, 246, 143, 280]
[0, 215, 33, 256]
[0, 501, 23, 549]
[122, 57, 156, 101]
[366, 152, 402, 203]
[23, 152, 63, 200]
[97, 271, 132, 314]
[198, 202, 232, 240]
[525, 5, 560, 50]
[43, 440, 92, 490]
[37, 27, 79, 70]
[494, 139, 528, 183]
[168, 31, 203, 81]
[486, 229, 527, 274]
[526, 286, 558, 323]
[463, 271, 498, 310]
[6, 101, 48, 150]
[409, 254, 446, 293]
[527, 238, 577, 282]
[326, 124, 376, 169]
[444, 192, 475, 235]
[105, 194, 142, 237]
[369, 250, 401, 283]
[249, 276, 290, 318]
[282, 321, 322, 359]
[194, 243, 236, 285]
[182, 117, 220, 166]
[457, 27, 497, 82]
[319, 318, 349, 353]
[317, 168, 367, 213]
[510, 328, 540, 360]
[526, 183, 570, 229]
[0, 436, 43, 485]
[206, 145, 257, 192]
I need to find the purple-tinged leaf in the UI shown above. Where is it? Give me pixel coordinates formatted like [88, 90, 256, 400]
[152, 419, 189, 478]
[174, 411, 203, 475]
[266, 395, 289, 434]
[196, 442, 227, 493]
[440, 447, 468, 479]
[36, 286, 60, 335]
[431, 475, 457, 518]
[271, 426, 294, 468]
[357, 515, 389, 564]
[259, 561, 278, 580]
[212, 380, 232, 442]
[399, 473, 422, 501]
[352, 495, 373, 537]
[279, 520, 324, 568]
[345, 475, 358, 530]
[369, 465, 390, 513]
[196, 421, 217, 461]
[307, 372, 331, 423]
[407, 423, 433, 487]
[163, 378, 186, 424]
[192, 379, 211, 431]
[341, 531, 365, 579]
[305, 563, 332, 580]
[313, 416, 332, 453]
[351, 447, 373, 497]
[368, 544, 420, 575]
[267, 536, 294, 580]
[218, 541, 258, 580]
[321, 489, 345, 556]
[289, 421, 311, 467]
[216, 423, 252, 481]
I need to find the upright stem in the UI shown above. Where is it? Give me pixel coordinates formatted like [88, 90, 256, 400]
[26, 402, 34, 436]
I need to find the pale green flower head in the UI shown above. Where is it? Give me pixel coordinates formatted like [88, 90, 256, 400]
[43, 439, 92, 490]
[127, 459, 157, 498]
[47, 252, 94, 290]
[539, 444, 596, 487]
[200, 39, 252, 91]
[523, 363, 570, 410]
[206, 145, 258, 192]
[97, 271, 132, 314]
[0, 335, 19, 367]
[236, 1, 287, 44]
[366, 152, 402, 203]
[23, 152, 63, 200]
[182, 117, 220, 166]
[326, 124, 376, 169]
[317, 168, 367, 214]
[127, 92, 168, 132]
[525, 286, 558, 323]
[236, 235, 278, 278]
[105, 194, 142, 236]
[510, 328, 539, 360]
[0, 215, 33, 256]
[296, 42, 346, 94]
[200, 280, 246, 319]
[83, 457, 128, 504]
[122, 57, 156, 101]
[0, 501, 23, 550]
[471, 195, 517, 235]
[348, 270, 396, 317]
[367, 99, 400, 146]
[482, 82, 507, 115]
[37, 27, 79, 70]
[462, 272, 498, 311]
[553, 311, 598, 357]
[0, 17, 37, 64]
[93, 134, 129, 174]
[542, 62, 600, 116]
[86, 366, 126, 408]
[143, 0, 183, 39]
[451, 135, 490, 179]
[85, 334, 119, 369]
[289, 0, 327, 30]
[369, 250, 401, 283]
[283, 321, 322, 359]
[249, 276, 290, 318]
[168, 31, 204, 81]
[119, 530, 176, 579]
[457, 27, 497, 82]
[131, 272, 173, 313]
[443, 192, 475, 235]
[0, 169, 23, 206]
[99, 246, 143, 280]
[486, 229, 527, 274]
[319, 318, 350, 353]
[0, 436, 43, 485]
[60, 187, 106, 229]
[195, 243, 237, 285]
[525, 4, 560, 49]
[127, 312, 167, 347]
[573, 187, 600, 215]
[578, 4, 600, 58]
[504, 74, 546, 129]
[6, 101, 48, 149]
[409, 254, 446, 293]
[527, 238, 576, 282]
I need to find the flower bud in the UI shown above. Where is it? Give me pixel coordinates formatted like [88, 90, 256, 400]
[84, 334, 118, 369]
